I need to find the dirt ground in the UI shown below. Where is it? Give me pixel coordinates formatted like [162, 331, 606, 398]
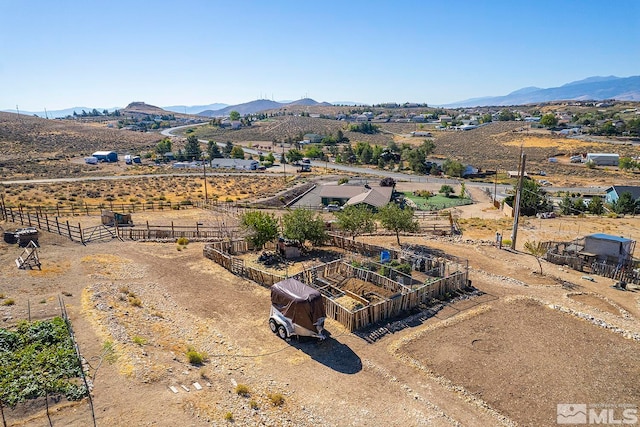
[2, 206, 640, 426]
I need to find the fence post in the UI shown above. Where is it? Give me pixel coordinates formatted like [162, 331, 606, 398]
[45, 213, 51, 232]
[66, 221, 73, 241]
[79, 223, 85, 245]
[27, 212, 33, 226]
[36, 210, 41, 229]
[85, 202, 89, 215]
[146, 221, 150, 239]
[171, 221, 175, 239]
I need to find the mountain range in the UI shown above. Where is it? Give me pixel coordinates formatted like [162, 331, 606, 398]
[4, 75, 639, 118]
[444, 75, 640, 107]
[197, 98, 333, 117]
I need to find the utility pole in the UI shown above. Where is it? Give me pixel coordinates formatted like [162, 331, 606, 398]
[511, 152, 526, 250]
[282, 143, 286, 182]
[493, 169, 498, 203]
[203, 162, 208, 202]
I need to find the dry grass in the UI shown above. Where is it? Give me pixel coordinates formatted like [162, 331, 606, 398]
[2, 174, 290, 207]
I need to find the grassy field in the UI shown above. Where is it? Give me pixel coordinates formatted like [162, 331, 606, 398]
[404, 192, 472, 211]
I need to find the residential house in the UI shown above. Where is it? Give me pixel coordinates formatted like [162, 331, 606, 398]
[605, 185, 640, 204]
[303, 133, 323, 143]
[319, 184, 393, 210]
[210, 159, 259, 170]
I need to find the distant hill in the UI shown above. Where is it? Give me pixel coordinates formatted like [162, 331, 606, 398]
[444, 75, 640, 107]
[163, 103, 228, 115]
[198, 98, 333, 117]
[122, 102, 168, 114]
[1, 106, 120, 119]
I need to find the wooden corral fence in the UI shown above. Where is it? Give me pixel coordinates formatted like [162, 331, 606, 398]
[543, 240, 640, 284]
[203, 242, 285, 287]
[2, 205, 240, 245]
[116, 222, 240, 241]
[328, 233, 401, 260]
[2, 201, 195, 218]
[203, 240, 469, 332]
[2, 207, 85, 243]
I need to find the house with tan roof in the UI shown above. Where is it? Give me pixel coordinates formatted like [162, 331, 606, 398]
[319, 184, 393, 210]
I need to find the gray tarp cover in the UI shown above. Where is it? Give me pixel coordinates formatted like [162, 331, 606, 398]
[271, 278, 326, 332]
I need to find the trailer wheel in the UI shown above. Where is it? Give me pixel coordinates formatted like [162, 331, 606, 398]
[277, 325, 288, 340]
[269, 319, 278, 333]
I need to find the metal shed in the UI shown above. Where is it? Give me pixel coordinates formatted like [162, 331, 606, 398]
[583, 233, 635, 266]
[92, 151, 118, 162]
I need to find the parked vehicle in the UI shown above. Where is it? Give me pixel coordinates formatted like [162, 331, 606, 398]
[269, 278, 327, 340]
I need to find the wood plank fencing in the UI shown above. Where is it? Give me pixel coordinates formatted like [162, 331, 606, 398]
[203, 240, 469, 332]
[116, 222, 240, 241]
[543, 239, 640, 284]
[2, 201, 195, 218]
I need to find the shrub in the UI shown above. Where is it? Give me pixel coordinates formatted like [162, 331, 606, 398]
[224, 412, 233, 421]
[176, 237, 189, 246]
[267, 392, 285, 406]
[2, 299, 15, 306]
[132, 336, 147, 346]
[338, 177, 349, 185]
[186, 347, 205, 365]
[249, 399, 259, 409]
[235, 384, 250, 397]
[502, 239, 512, 247]
[129, 297, 142, 307]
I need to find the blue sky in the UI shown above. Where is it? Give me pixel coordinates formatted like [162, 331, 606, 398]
[1, 0, 638, 111]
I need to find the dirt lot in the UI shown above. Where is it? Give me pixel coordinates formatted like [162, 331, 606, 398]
[397, 298, 640, 427]
[1, 205, 640, 426]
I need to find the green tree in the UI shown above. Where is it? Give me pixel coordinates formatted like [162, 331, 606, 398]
[229, 110, 241, 121]
[587, 196, 604, 215]
[265, 152, 275, 163]
[184, 135, 202, 160]
[523, 240, 546, 275]
[348, 122, 379, 134]
[559, 193, 574, 215]
[442, 158, 464, 177]
[281, 208, 327, 247]
[376, 203, 419, 245]
[439, 185, 455, 198]
[303, 145, 323, 159]
[207, 140, 223, 159]
[285, 149, 304, 164]
[498, 110, 516, 121]
[230, 146, 245, 159]
[540, 113, 559, 127]
[155, 138, 172, 156]
[481, 113, 493, 123]
[610, 192, 638, 215]
[506, 179, 550, 216]
[334, 205, 376, 240]
[240, 211, 279, 249]
[619, 157, 637, 171]
[223, 141, 233, 158]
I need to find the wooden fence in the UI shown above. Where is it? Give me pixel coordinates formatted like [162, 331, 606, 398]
[2, 206, 239, 245]
[116, 222, 240, 241]
[2, 201, 195, 218]
[544, 240, 640, 284]
[203, 240, 469, 332]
